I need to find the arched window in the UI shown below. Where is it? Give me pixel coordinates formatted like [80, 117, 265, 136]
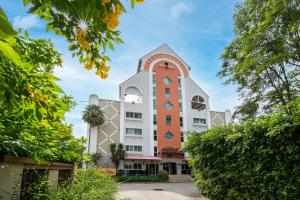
[191, 95, 206, 110]
[124, 86, 142, 104]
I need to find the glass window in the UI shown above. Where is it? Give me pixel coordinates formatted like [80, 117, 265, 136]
[134, 129, 142, 135]
[153, 87, 156, 97]
[178, 77, 181, 88]
[153, 114, 157, 125]
[164, 102, 173, 110]
[154, 130, 157, 141]
[134, 163, 142, 169]
[163, 76, 172, 85]
[164, 131, 174, 140]
[126, 128, 134, 135]
[154, 146, 158, 157]
[179, 103, 182, 112]
[193, 118, 207, 125]
[126, 145, 142, 152]
[191, 95, 206, 110]
[165, 88, 170, 98]
[126, 112, 142, 119]
[180, 117, 183, 127]
[166, 115, 171, 126]
[153, 74, 156, 84]
[178, 90, 182, 100]
[153, 99, 156, 109]
[181, 132, 184, 142]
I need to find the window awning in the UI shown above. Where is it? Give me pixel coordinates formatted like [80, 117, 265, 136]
[160, 147, 180, 153]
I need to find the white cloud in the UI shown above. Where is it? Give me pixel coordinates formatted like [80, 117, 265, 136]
[13, 15, 41, 29]
[54, 64, 89, 81]
[170, 2, 192, 19]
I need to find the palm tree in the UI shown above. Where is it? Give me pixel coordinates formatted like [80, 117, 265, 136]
[82, 104, 105, 152]
[110, 143, 125, 172]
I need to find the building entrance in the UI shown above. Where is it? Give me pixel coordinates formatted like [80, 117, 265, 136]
[146, 163, 159, 175]
[163, 162, 177, 175]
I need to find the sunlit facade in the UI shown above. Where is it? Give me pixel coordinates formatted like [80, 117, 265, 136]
[87, 44, 231, 175]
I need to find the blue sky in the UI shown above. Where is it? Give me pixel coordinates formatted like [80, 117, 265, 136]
[1, 0, 242, 138]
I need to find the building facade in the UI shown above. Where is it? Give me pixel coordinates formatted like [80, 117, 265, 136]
[87, 44, 231, 175]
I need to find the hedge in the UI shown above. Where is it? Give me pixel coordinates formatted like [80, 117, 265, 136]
[184, 102, 300, 199]
[117, 175, 167, 182]
[117, 171, 169, 182]
[50, 168, 118, 200]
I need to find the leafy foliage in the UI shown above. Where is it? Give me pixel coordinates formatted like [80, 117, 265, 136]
[117, 173, 168, 182]
[51, 168, 117, 200]
[110, 143, 125, 170]
[0, 8, 84, 163]
[184, 100, 300, 199]
[82, 104, 105, 152]
[24, 0, 144, 79]
[219, 0, 300, 120]
[82, 105, 105, 127]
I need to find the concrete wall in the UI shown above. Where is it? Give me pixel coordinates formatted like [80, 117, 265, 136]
[184, 77, 210, 133]
[0, 162, 23, 199]
[120, 71, 151, 157]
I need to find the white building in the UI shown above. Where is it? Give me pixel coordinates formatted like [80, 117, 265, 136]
[87, 44, 231, 175]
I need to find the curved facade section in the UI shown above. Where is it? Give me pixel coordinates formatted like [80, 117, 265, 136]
[144, 54, 189, 77]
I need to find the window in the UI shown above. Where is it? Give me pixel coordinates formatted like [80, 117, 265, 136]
[126, 128, 142, 136]
[165, 88, 170, 98]
[193, 118, 207, 125]
[153, 114, 157, 125]
[153, 87, 156, 97]
[180, 117, 183, 127]
[124, 163, 142, 170]
[153, 74, 156, 84]
[178, 90, 182, 100]
[154, 130, 157, 141]
[164, 131, 174, 140]
[126, 112, 142, 119]
[181, 132, 184, 142]
[178, 77, 181, 88]
[124, 86, 142, 104]
[179, 102, 182, 112]
[163, 76, 172, 85]
[181, 164, 191, 175]
[166, 115, 171, 126]
[191, 95, 206, 110]
[153, 99, 156, 109]
[154, 146, 158, 157]
[125, 145, 142, 152]
[164, 101, 173, 110]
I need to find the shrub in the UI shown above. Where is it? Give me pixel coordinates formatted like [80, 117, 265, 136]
[158, 170, 169, 181]
[117, 174, 168, 182]
[51, 168, 117, 200]
[183, 101, 300, 200]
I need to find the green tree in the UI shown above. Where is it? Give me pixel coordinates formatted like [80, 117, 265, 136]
[218, 0, 300, 120]
[23, 0, 144, 79]
[82, 105, 105, 152]
[110, 143, 125, 172]
[183, 100, 300, 199]
[0, 8, 85, 163]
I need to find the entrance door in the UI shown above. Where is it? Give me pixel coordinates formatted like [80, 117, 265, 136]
[163, 162, 177, 175]
[146, 163, 159, 175]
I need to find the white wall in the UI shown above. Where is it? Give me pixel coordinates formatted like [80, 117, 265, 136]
[184, 77, 210, 133]
[120, 71, 151, 156]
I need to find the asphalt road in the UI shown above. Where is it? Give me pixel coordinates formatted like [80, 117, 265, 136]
[118, 182, 208, 200]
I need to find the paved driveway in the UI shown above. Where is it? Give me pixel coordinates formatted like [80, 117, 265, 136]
[118, 182, 208, 200]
